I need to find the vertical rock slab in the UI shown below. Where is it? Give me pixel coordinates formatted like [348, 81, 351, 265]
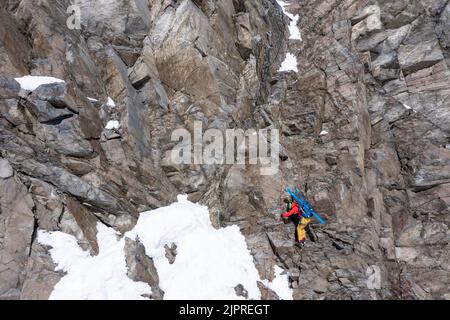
[0, 160, 35, 299]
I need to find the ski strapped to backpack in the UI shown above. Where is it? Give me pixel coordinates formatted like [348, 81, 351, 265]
[286, 187, 326, 225]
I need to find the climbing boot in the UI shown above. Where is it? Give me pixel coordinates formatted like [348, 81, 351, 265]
[295, 241, 305, 249]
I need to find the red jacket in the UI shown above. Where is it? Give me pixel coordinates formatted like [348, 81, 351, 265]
[282, 202, 304, 218]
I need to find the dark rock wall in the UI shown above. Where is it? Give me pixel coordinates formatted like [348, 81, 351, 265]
[263, 0, 450, 299]
[0, 0, 288, 299]
[0, 0, 448, 300]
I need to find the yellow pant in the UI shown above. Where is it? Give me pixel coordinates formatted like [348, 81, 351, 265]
[297, 217, 311, 242]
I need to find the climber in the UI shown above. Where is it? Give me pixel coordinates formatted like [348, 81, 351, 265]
[281, 198, 311, 248]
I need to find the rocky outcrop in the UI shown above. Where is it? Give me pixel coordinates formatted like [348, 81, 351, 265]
[0, 0, 449, 300]
[0, 159, 35, 299]
[258, 0, 450, 299]
[0, 0, 288, 299]
[207, 0, 450, 300]
[124, 238, 164, 300]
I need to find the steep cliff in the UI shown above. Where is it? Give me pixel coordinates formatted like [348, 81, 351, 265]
[0, 0, 449, 300]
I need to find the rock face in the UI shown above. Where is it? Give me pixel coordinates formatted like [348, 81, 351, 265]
[271, 0, 450, 299]
[124, 238, 164, 300]
[0, 0, 449, 300]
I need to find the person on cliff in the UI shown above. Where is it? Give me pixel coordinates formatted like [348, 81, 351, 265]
[281, 198, 311, 248]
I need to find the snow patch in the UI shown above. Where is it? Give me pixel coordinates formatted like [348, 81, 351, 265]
[126, 195, 263, 300]
[105, 120, 120, 130]
[38, 224, 151, 300]
[261, 265, 293, 300]
[276, 1, 302, 73]
[106, 97, 116, 108]
[320, 130, 329, 136]
[279, 53, 298, 73]
[40, 195, 293, 300]
[14, 76, 65, 91]
[276, 0, 302, 40]
[402, 103, 417, 113]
